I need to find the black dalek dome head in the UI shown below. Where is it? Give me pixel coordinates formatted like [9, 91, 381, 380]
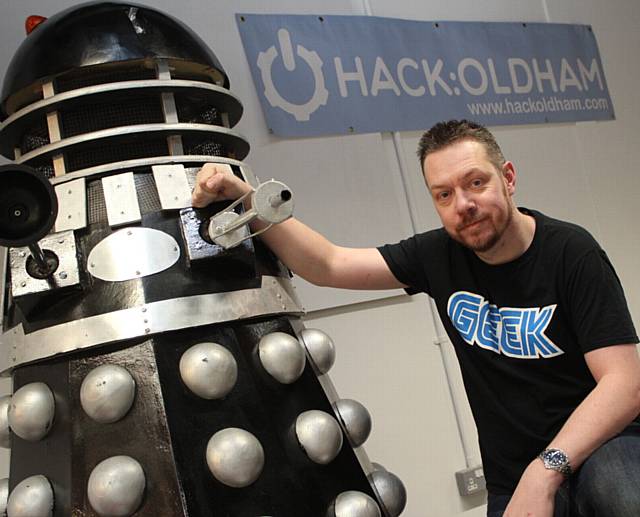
[0, 0, 247, 180]
[2, 0, 229, 116]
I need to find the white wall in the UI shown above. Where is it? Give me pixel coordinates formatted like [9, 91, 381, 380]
[1, 1, 639, 516]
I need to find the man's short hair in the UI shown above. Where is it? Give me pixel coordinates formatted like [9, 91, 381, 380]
[417, 119, 505, 171]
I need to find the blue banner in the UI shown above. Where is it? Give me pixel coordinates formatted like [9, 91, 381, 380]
[236, 15, 614, 136]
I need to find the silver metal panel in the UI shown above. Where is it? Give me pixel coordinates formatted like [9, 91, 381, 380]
[0, 276, 304, 375]
[54, 178, 87, 232]
[152, 165, 192, 210]
[43, 82, 67, 177]
[87, 227, 180, 281]
[161, 92, 179, 123]
[16, 124, 250, 165]
[41, 82, 55, 101]
[102, 172, 141, 227]
[9, 230, 80, 298]
[166, 135, 184, 156]
[156, 61, 172, 81]
[158, 76, 185, 155]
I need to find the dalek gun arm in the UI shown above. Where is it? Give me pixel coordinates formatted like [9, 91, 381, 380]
[0, 164, 59, 278]
[205, 179, 294, 249]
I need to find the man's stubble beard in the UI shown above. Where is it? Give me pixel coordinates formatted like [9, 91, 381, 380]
[449, 194, 514, 253]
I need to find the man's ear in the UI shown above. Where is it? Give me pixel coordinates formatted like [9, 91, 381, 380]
[502, 161, 516, 195]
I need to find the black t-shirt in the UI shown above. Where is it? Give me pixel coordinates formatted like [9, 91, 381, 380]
[378, 208, 639, 494]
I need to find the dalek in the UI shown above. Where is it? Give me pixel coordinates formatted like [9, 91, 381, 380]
[0, 2, 406, 516]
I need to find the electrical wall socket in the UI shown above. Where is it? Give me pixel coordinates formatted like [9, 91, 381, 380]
[455, 465, 486, 496]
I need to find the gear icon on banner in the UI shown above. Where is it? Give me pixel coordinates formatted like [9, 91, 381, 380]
[257, 28, 329, 121]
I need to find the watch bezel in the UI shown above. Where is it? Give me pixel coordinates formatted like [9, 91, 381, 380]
[539, 448, 573, 477]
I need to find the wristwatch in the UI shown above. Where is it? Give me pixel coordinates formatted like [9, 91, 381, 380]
[538, 448, 573, 477]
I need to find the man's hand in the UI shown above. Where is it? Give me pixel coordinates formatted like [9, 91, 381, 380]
[192, 163, 252, 208]
[504, 459, 564, 517]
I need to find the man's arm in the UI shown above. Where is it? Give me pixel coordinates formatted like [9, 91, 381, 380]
[505, 343, 640, 517]
[192, 163, 405, 290]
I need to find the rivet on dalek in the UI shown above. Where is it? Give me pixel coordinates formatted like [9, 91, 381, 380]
[0, 2, 407, 516]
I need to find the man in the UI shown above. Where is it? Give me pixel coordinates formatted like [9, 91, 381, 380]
[192, 120, 640, 517]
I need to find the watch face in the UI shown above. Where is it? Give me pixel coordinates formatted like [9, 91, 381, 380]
[541, 449, 572, 476]
[546, 450, 568, 466]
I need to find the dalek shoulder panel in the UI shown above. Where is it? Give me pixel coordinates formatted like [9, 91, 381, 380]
[0, 160, 301, 373]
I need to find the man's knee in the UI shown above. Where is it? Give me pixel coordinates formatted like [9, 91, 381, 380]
[574, 434, 640, 516]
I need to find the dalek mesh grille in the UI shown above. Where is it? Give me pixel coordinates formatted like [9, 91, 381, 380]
[86, 181, 108, 224]
[134, 173, 162, 213]
[176, 100, 222, 125]
[60, 95, 165, 137]
[20, 119, 50, 155]
[183, 137, 226, 157]
[30, 158, 55, 179]
[65, 138, 169, 172]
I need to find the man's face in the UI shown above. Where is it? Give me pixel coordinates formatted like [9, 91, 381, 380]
[424, 139, 515, 253]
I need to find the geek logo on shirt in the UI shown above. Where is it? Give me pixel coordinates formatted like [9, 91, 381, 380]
[447, 291, 564, 359]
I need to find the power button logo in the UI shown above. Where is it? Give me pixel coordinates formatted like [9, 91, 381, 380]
[257, 29, 329, 121]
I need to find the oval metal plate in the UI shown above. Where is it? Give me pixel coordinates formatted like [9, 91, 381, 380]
[88, 227, 180, 281]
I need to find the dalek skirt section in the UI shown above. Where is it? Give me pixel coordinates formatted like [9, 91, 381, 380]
[9, 320, 378, 516]
[0, 2, 395, 517]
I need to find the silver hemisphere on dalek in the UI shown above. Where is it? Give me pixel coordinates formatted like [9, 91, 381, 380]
[334, 398, 372, 448]
[295, 409, 343, 464]
[258, 331, 306, 384]
[6, 475, 54, 517]
[368, 468, 407, 517]
[8, 383, 55, 441]
[0, 477, 8, 515]
[206, 428, 265, 488]
[328, 490, 381, 517]
[80, 365, 136, 424]
[87, 456, 146, 516]
[0, 395, 11, 448]
[179, 342, 238, 399]
[300, 328, 336, 374]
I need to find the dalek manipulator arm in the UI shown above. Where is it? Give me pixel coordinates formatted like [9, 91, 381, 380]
[204, 179, 294, 249]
